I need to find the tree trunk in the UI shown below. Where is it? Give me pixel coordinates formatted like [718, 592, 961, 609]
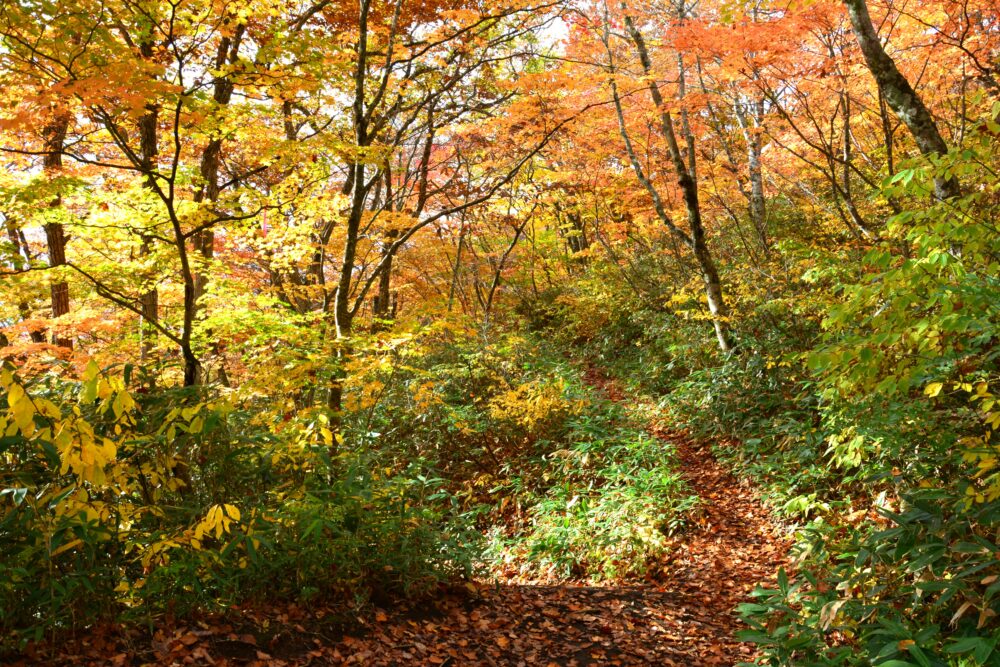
[192, 29, 243, 297]
[42, 114, 71, 348]
[622, 11, 735, 353]
[372, 230, 399, 328]
[138, 46, 159, 365]
[565, 209, 589, 255]
[4, 217, 46, 343]
[447, 225, 466, 313]
[483, 218, 530, 325]
[189, 25, 244, 384]
[328, 0, 374, 415]
[735, 97, 768, 254]
[192, 138, 221, 303]
[842, 0, 960, 200]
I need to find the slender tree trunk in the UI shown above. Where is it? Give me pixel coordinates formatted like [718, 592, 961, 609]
[192, 30, 243, 297]
[735, 97, 768, 254]
[192, 138, 222, 302]
[742, 7, 768, 253]
[483, 218, 530, 326]
[622, 11, 735, 353]
[373, 230, 398, 327]
[878, 88, 896, 176]
[42, 114, 71, 348]
[328, 157, 366, 413]
[842, 0, 960, 200]
[188, 25, 244, 384]
[448, 225, 466, 313]
[842, 92, 852, 206]
[4, 217, 46, 343]
[138, 53, 159, 365]
[328, 0, 373, 414]
[565, 209, 589, 255]
[834, 93, 873, 237]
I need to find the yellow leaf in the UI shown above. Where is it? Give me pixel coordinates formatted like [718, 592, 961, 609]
[925, 382, 944, 398]
[11, 394, 35, 434]
[7, 382, 25, 409]
[96, 378, 112, 400]
[51, 538, 83, 558]
[36, 398, 61, 419]
[223, 504, 241, 522]
[83, 360, 100, 382]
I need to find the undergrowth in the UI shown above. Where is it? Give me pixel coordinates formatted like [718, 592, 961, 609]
[0, 324, 698, 652]
[353, 325, 698, 582]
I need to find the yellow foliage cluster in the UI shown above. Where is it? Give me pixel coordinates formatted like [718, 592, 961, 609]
[269, 414, 339, 470]
[0, 362, 247, 573]
[2, 364, 125, 487]
[927, 381, 1000, 503]
[193, 504, 242, 543]
[410, 380, 442, 412]
[487, 378, 583, 433]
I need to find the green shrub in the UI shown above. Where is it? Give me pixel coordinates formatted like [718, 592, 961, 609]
[0, 366, 478, 652]
[484, 410, 697, 580]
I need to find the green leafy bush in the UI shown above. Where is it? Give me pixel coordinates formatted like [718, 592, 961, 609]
[0, 365, 478, 652]
[736, 118, 1000, 665]
[487, 423, 696, 579]
[351, 326, 697, 580]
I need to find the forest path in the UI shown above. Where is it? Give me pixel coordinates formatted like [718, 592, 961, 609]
[60, 375, 789, 666]
[315, 374, 790, 666]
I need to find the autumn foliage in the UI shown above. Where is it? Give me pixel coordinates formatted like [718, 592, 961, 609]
[1, 0, 999, 663]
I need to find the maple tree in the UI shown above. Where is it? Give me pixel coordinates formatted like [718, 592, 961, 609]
[1, 0, 999, 664]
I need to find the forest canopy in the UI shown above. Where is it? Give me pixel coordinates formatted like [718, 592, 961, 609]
[0, 0, 998, 664]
